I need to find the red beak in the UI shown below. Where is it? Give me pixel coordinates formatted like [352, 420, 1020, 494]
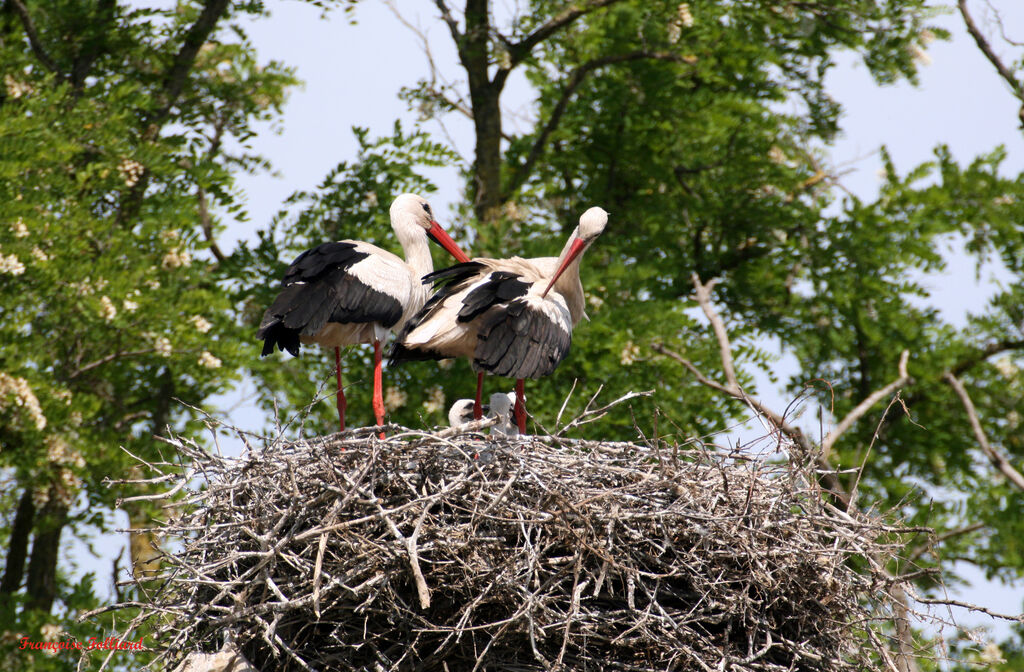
[542, 237, 587, 298]
[427, 221, 471, 263]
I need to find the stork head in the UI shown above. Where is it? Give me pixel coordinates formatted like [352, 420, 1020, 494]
[390, 193, 470, 263]
[448, 398, 478, 428]
[577, 207, 609, 242]
[542, 206, 609, 298]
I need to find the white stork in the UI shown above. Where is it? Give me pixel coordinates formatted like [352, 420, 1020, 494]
[390, 207, 608, 433]
[257, 193, 470, 436]
[448, 392, 518, 436]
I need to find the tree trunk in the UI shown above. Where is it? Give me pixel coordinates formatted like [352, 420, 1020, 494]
[461, 0, 503, 225]
[25, 499, 67, 614]
[0, 488, 35, 595]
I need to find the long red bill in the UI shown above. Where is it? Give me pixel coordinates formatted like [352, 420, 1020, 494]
[542, 237, 587, 298]
[427, 221, 471, 263]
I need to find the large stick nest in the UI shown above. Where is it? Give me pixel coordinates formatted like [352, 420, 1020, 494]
[119, 427, 919, 671]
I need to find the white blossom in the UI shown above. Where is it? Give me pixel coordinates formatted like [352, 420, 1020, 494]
[909, 43, 932, 66]
[993, 356, 1018, 379]
[4, 74, 33, 99]
[587, 293, 604, 310]
[122, 298, 139, 313]
[146, 279, 161, 290]
[31, 247, 49, 262]
[198, 351, 221, 369]
[423, 386, 445, 414]
[191, 315, 212, 333]
[364, 191, 379, 207]
[162, 248, 192, 270]
[117, 158, 144, 187]
[0, 253, 25, 275]
[980, 641, 1004, 665]
[57, 468, 81, 507]
[677, 3, 693, 27]
[53, 389, 72, 405]
[153, 336, 172, 357]
[46, 436, 68, 464]
[384, 387, 408, 412]
[620, 341, 641, 366]
[11, 218, 28, 238]
[32, 485, 50, 510]
[40, 624, 61, 642]
[0, 371, 46, 430]
[99, 295, 117, 321]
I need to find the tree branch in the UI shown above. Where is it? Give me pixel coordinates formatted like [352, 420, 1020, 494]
[950, 338, 1024, 377]
[506, 0, 626, 67]
[822, 350, 910, 458]
[504, 50, 683, 198]
[432, 0, 462, 45]
[68, 349, 158, 380]
[906, 521, 986, 565]
[9, 0, 61, 75]
[691, 273, 739, 389]
[958, 0, 1024, 126]
[650, 274, 861, 509]
[943, 372, 1024, 491]
[153, 0, 231, 125]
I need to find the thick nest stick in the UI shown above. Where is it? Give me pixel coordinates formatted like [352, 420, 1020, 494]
[109, 429, 924, 672]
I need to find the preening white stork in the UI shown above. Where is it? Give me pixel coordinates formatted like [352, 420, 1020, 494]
[257, 193, 470, 436]
[391, 207, 609, 433]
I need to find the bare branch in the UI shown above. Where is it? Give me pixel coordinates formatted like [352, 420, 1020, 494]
[822, 350, 910, 458]
[505, 50, 684, 197]
[944, 372, 1024, 491]
[906, 522, 986, 565]
[958, 0, 1024, 127]
[9, 0, 61, 75]
[691, 273, 739, 390]
[432, 0, 462, 45]
[68, 349, 158, 379]
[197, 187, 226, 263]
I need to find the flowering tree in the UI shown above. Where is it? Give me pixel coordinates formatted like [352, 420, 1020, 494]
[0, 1, 295, 666]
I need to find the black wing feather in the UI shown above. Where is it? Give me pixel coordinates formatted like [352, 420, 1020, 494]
[257, 241, 404, 357]
[474, 297, 571, 379]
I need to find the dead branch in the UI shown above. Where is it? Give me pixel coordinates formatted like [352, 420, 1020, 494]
[943, 372, 1024, 491]
[822, 350, 910, 459]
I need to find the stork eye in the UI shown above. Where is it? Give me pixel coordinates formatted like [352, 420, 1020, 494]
[421, 203, 432, 215]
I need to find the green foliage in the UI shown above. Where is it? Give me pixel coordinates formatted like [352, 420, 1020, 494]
[0, 0, 297, 667]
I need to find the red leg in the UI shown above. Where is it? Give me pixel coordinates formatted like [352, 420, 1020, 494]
[335, 347, 346, 433]
[373, 340, 385, 439]
[474, 371, 485, 420]
[514, 378, 526, 434]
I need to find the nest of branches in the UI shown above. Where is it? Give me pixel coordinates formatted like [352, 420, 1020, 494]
[115, 425, 922, 672]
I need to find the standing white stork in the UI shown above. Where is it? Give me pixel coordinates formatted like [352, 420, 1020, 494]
[390, 207, 608, 433]
[257, 193, 470, 436]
